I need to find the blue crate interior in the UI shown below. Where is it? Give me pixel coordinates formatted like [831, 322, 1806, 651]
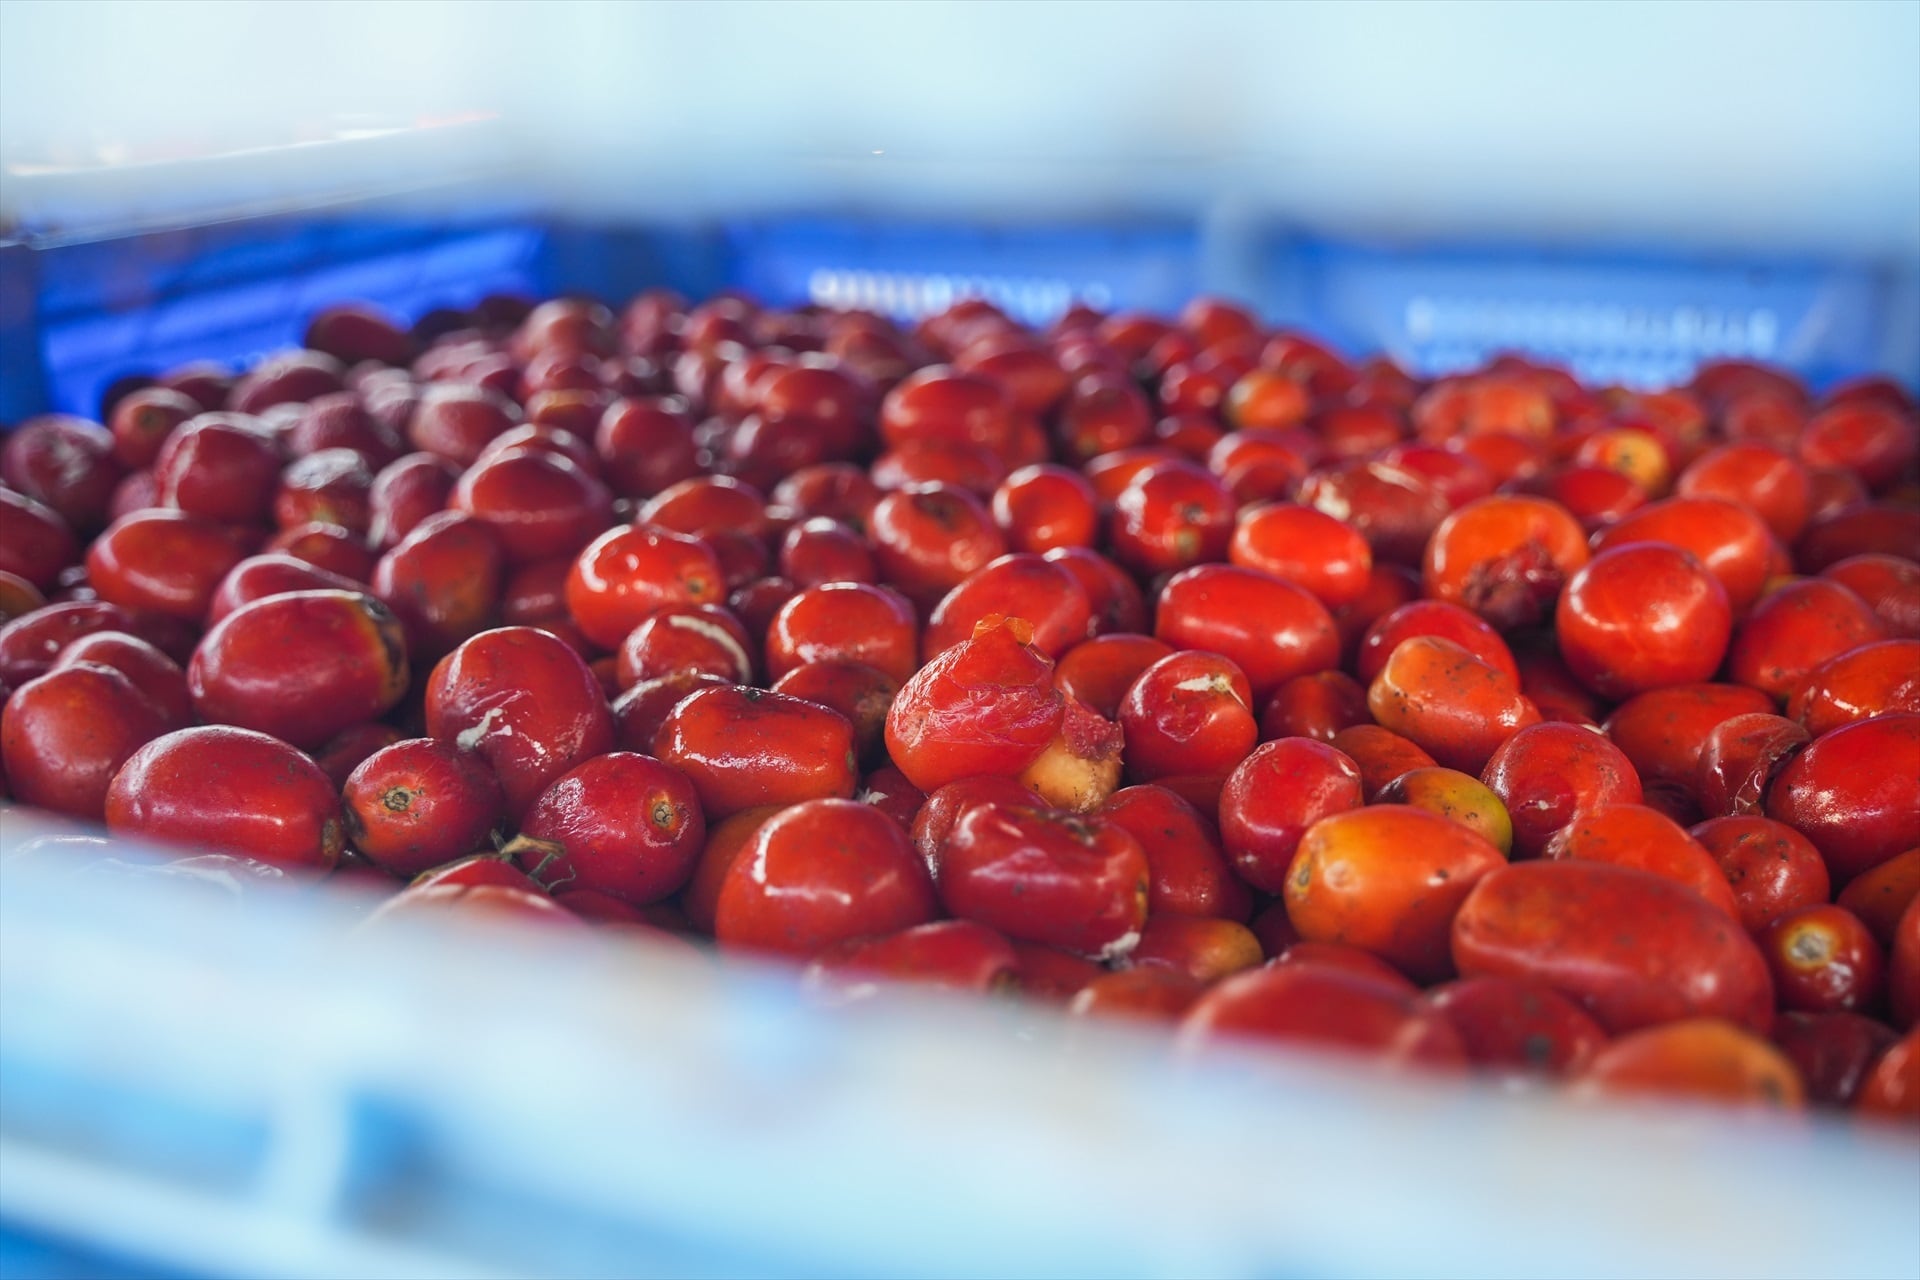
[4, 214, 1912, 426]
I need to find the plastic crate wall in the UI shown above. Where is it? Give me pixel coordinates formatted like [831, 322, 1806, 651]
[4, 216, 1913, 426]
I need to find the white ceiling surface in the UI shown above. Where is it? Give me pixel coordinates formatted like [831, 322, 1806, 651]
[1, 0, 1917, 258]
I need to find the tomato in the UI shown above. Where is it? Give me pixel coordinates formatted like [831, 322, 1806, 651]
[1367, 635, 1541, 774]
[1727, 578, 1888, 703]
[1218, 738, 1364, 894]
[343, 738, 506, 878]
[803, 920, 1019, 1000]
[1154, 564, 1340, 701]
[1544, 803, 1739, 918]
[1453, 861, 1774, 1034]
[1758, 905, 1886, 1015]
[1691, 815, 1833, 935]
[1375, 767, 1515, 855]
[1556, 543, 1732, 699]
[938, 801, 1149, 959]
[1480, 722, 1641, 859]
[2, 662, 169, 820]
[1577, 1019, 1804, 1110]
[1592, 496, 1774, 615]
[1418, 976, 1608, 1075]
[106, 725, 345, 871]
[1422, 495, 1589, 630]
[654, 685, 857, 819]
[1766, 714, 1920, 884]
[1177, 963, 1466, 1067]
[510, 752, 705, 904]
[1098, 784, 1253, 921]
[1127, 915, 1263, 982]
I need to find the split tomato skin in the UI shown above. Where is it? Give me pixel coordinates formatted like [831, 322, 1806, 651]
[343, 738, 506, 878]
[1285, 804, 1507, 983]
[1452, 860, 1775, 1036]
[105, 724, 346, 871]
[937, 802, 1149, 959]
[715, 798, 938, 957]
[512, 752, 706, 904]
[1694, 713, 1811, 818]
[425, 626, 615, 820]
[1421, 495, 1589, 631]
[654, 684, 858, 819]
[188, 590, 409, 750]
[1, 662, 169, 820]
[885, 617, 1063, 794]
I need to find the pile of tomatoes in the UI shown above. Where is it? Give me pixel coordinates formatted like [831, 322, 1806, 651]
[2, 289, 1917, 1119]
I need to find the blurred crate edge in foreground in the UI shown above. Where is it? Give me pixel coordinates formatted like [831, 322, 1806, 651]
[3, 213, 1914, 425]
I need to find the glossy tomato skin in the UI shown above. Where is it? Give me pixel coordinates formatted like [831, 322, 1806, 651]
[922, 554, 1092, 662]
[3, 416, 125, 532]
[617, 603, 756, 688]
[1422, 495, 1589, 631]
[86, 510, 252, 620]
[408, 384, 520, 466]
[1691, 815, 1833, 935]
[1592, 496, 1773, 615]
[938, 802, 1149, 959]
[263, 523, 377, 583]
[1045, 546, 1149, 636]
[108, 387, 200, 470]
[1367, 635, 1541, 774]
[425, 626, 615, 819]
[1355, 600, 1519, 688]
[0, 601, 185, 686]
[1299, 460, 1450, 568]
[49, 631, 191, 730]
[1788, 640, 1920, 735]
[1153, 564, 1339, 702]
[857, 764, 925, 832]
[991, 464, 1099, 553]
[1119, 650, 1259, 788]
[106, 725, 345, 870]
[778, 518, 876, 588]
[868, 484, 1007, 609]
[885, 617, 1063, 794]
[1285, 805, 1508, 982]
[1258, 670, 1371, 743]
[1577, 1019, 1804, 1110]
[1479, 722, 1642, 859]
[188, 590, 409, 750]
[1217, 739, 1364, 894]
[511, 752, 705, 904]
[2, 663, 169, 819]
[1758, 905, 1886, 1015]
[765, 581, 919, 684]
[450, 445, 613, 566]
[1228, 503, 1373, 609]
[342, 738, 506, 877]
[803, 919, 1020, 999]
[1727, 578, 1888, 703]
[1772, 1011, 1899, 1107]
[595, 397, 701, 499]
[1556, 543, 1732, 699]
[1418, 976, 1609, 1076]
[1766, 714, 1920, 884]
[207, 553, 365, 626]
[715, 798, 938, 957]
[655, 685, 857, 819]
[1543, 802, 1740, 918]
[563, 524, 725, 650]
[1177, 963, 1466, 1067]
[1694, 713, 1812, 818]
[770, 660, 898, 765]
[1459, 858, 1776, 1036]
[1108, 460, 1235, 578]
[1676, 442, 1812, 542]
[149, 415, 282, 526]
[1053, 634, 1174, 720]
[371, 512, 507, 660]
[1097, 784, 1253, 921]
[1602, 683, 1776, 793]
[909, 775, 1045, 877]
